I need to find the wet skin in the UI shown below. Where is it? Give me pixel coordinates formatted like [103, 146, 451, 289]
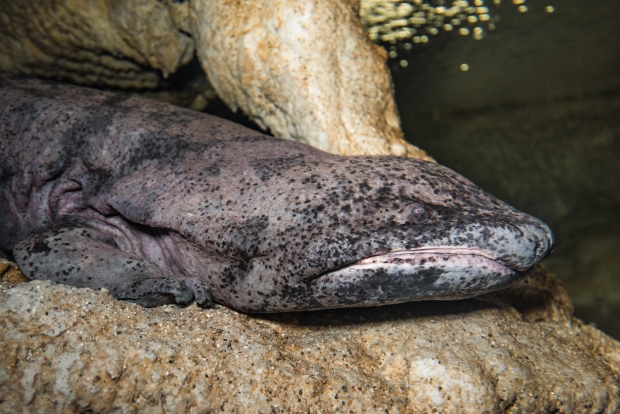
[0, 75, 553, 312]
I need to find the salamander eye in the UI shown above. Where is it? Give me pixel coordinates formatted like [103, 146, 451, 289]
[408, 204, 431, 224]
[412, 206, 425, 216]
[393, 204, 432, 225]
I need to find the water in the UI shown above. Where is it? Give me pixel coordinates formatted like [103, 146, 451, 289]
[389, 0, 620, 338]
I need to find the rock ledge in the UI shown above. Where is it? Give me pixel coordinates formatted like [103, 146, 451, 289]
[1, 266, 619, 413]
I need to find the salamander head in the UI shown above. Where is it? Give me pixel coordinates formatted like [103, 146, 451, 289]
[178, 151, 553, 312]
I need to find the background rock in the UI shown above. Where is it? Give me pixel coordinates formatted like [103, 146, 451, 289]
[0, 0, 194, 88]
[0, 0, 428, 158]
[1, 267, 619, 413]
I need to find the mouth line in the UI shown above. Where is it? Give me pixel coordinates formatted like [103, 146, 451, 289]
[360, 247, 502, 263]
[305, 247, 521, 285]
[346, 247, 520, 273]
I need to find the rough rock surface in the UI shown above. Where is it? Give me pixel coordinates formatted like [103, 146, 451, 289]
[0, 258, 27, 284]
[189, 0, 417, 157]
[1, 265, 619, 413]
[0, 0, 428, 159]
[0, 0, 194, 88]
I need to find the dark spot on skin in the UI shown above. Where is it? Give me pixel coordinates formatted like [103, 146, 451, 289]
[79, 168, 113, 200]
[28, 239, 52, 255]
[251, 155, 304, 182]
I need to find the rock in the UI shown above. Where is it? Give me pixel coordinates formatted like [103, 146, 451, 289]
[0, 257, 26, 284]
[0, 0, 194, 88]
[1, 266, 619, 412]
[0, 0, 429, 159]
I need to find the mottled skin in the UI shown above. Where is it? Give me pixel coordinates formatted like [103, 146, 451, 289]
[0, 75, 554, 312]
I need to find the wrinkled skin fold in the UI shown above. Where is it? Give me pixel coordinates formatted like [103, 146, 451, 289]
[0, 75, 554, 312]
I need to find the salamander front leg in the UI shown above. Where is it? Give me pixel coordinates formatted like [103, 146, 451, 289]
[13, 223, 199, 307]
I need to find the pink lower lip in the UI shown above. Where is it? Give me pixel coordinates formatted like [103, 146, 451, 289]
[352, 248, 517, 272]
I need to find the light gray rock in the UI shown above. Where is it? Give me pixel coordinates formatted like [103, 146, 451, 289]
[1, 266, 619, 413]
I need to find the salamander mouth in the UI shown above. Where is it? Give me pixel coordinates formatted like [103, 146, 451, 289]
[299, 246, 525, 309]
[349, 247, 518, 273]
